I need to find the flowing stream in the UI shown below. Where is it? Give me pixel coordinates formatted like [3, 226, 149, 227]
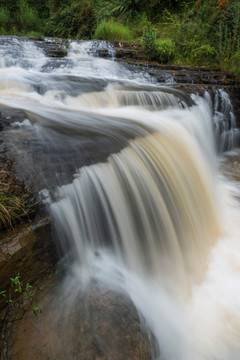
[1, 36, 240, 359]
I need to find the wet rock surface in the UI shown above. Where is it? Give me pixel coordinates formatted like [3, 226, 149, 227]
[0, 109, 127, 190]
[4, 274, 152, 360]
[121, 59, 239, 86]
[94, 40, 239, 86]
[30, 37, 68, 58]
[0, 99, 151, 360]
[0, 218, 56, 306]
[0, 109, 56, 297]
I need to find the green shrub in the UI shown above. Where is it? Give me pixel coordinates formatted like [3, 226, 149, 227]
[47, 0, 95, 39]
[18, 0, 42, 32]
[0, 272, 41, 320]
[94, 20, 133, 41]
[0, 26, 7, 35]
[0, 7, 11, 30]
[142, 23, 157, 59]
[230, 51, 240, 77]
[94, 0, 149, 23]
[155, 38, 175, 63]
[132, 12, 148, 38]
[191, 43, 216, 65]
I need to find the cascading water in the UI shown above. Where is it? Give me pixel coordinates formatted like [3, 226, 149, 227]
[203, 89, 240, 152]
[0, 36, 240, 359]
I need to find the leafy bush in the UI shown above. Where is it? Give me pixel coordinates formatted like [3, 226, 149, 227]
[142, 25, 176, 63]
[156, 38, 176, 63]
[0, 7, 11, 30]
[0, 273, 41, 320]
[215, 1, 240, 62]
[229, 51, 240, 77]
[131, 12, 149, 38]
[94, 0, 149, 23]
[18, 0, 42, 32]
[191, 43, 216, 64]
[142, 23, 157, 59]
[94, 20, 133, 41]
[47, 0, 95, 39]
[0, 27, 6, 35]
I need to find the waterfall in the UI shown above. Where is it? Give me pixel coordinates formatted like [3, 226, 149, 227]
[203, 89, 240, 151]
[49, 115, 220, 289]
[1, 36, 240, 360]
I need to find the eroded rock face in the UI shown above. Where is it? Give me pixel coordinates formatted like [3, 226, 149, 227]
[5, 275, 152, 360]
[0, 218, 56, 305]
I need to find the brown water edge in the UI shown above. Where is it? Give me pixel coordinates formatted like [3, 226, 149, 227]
[4, 270, 152, 360]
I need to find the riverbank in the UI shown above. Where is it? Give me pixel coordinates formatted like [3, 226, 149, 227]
[1, 0, 240, 78]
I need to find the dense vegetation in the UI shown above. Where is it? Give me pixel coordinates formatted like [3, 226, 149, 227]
[0, 0, 240, 76]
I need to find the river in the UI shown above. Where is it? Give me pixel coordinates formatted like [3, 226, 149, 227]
[0, 36, 240, 360]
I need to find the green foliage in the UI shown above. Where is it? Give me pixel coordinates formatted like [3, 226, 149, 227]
[47, 0, 95, 39]
[27, 0, 49, 19]
[48, 0, 70, 13]
[155, 38, 176, 63]
[142, 23, 157, 59]
[191, 43, 216, 64]
[160, 8, 177, 24]
[0, 0, 18, 17]
[0, 0, 240, 77]
[94, 0, 184, 24]
[214, 1, 240, 61]
[188, 0, 240, 74]
[230, 51, 240, 77]
[174, 36, 216, 65]
[94, 0, 146, 22]
[131, 12, 149, 38]
[17, 0, 42, 32]
[0, 273, 41, 320]
[0, 0, 43, 33]
[94, 20, 133, 41]
[0, 8, 11, 30]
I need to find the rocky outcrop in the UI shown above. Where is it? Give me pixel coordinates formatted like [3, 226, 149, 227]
[91, 40, 239, 85]
[4, 276, 153, 360]
[32, 37, 68, 57]
[0, 218, 55, 308]
[0, 103, 152, 360]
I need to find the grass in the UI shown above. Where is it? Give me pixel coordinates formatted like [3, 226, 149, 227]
[94, 20, 133, 41]
[0, 166, 30, 230]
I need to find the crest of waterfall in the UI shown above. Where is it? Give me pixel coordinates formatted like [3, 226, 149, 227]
[0, 36, 46, 70]
[64, 87, 183, 110]
[48, 104, 221, 293]
[68, 40, 116, 58]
